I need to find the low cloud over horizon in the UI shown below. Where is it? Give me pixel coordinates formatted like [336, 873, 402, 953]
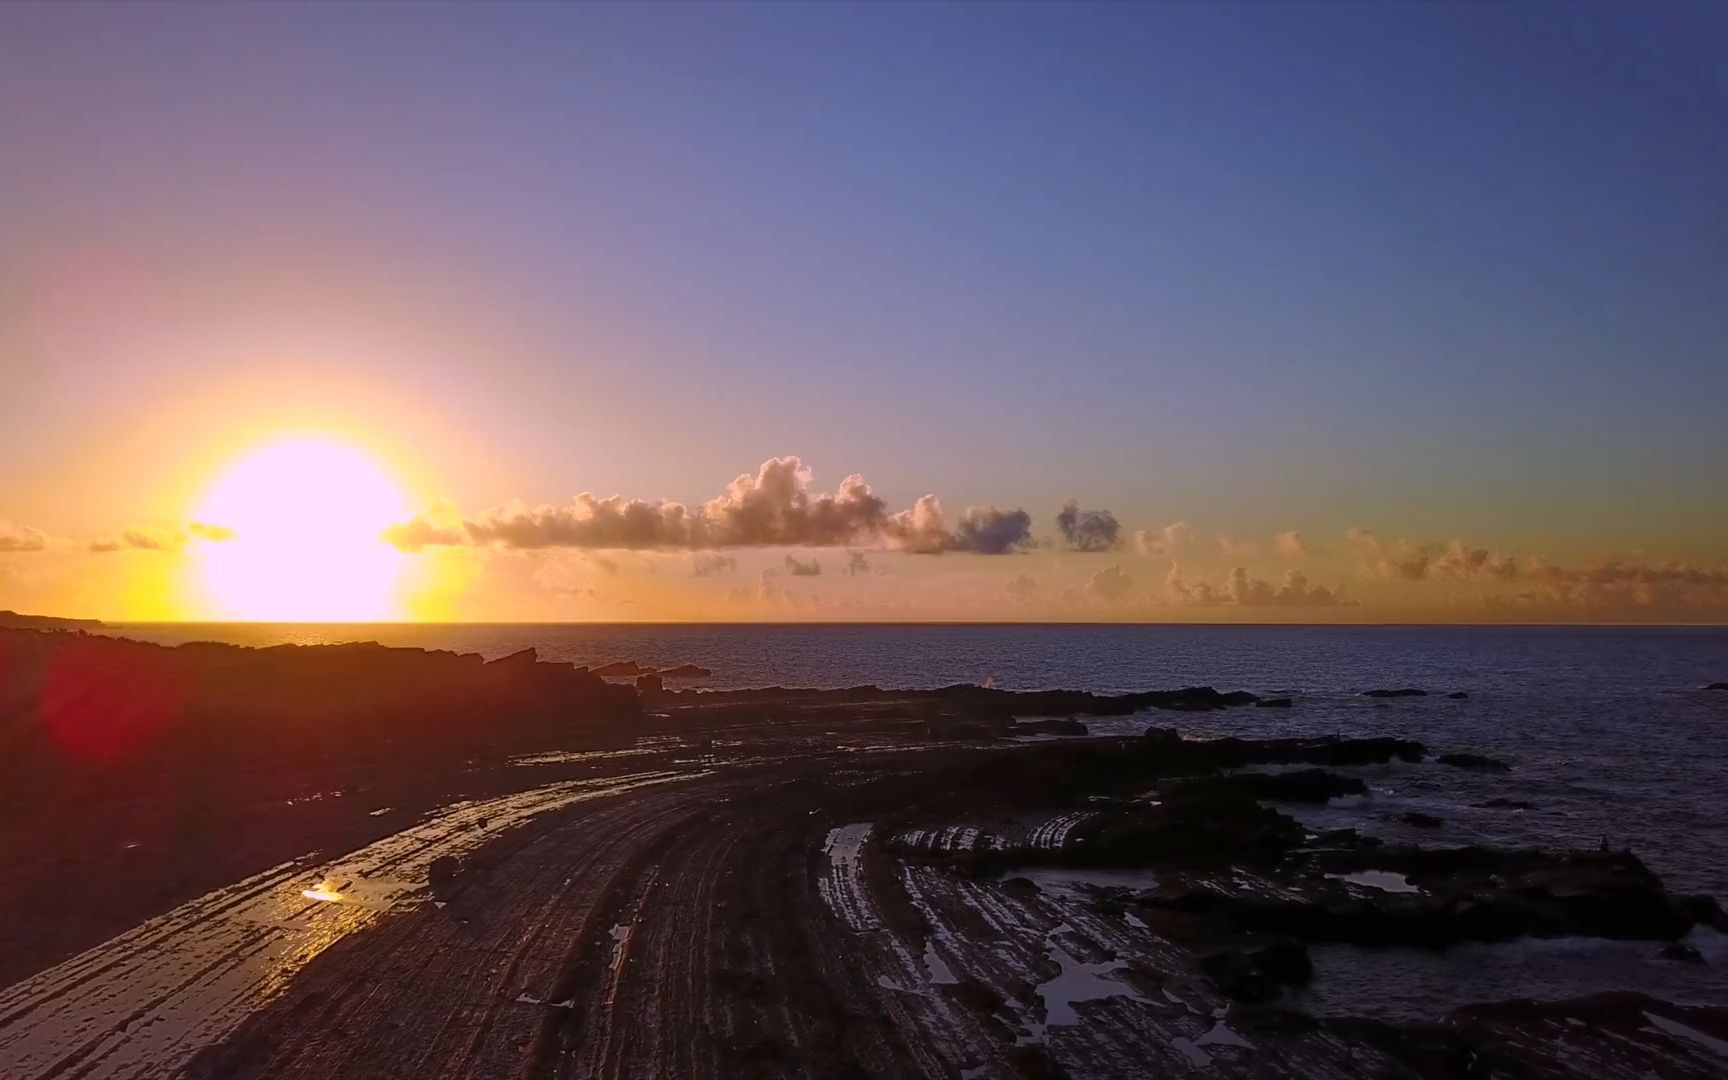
[383, 456, 1050, 556]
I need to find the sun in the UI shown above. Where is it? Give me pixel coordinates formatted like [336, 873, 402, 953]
[194, 437, 409, 621]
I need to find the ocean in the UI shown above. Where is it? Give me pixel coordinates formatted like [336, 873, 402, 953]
[110, 622, 1728, 903]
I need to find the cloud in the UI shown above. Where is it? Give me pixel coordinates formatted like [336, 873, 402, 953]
[690, 553, 737, 577]
[846, 551, 871, 576]
[0, 522, 49, 552]
[1274, 530, 1307, 558]
[1089, 564, 1135, 601]
[1165, 563, 1346, 608]
[1134, 521, 1191, 557]
[784, 554, 823, 577]
[188, 521, 236, 542]
[386, 456, 1032, 556]
[1346, 527, 1728, 617]
[89, 526, 194, 553]
[883, 496, 1033, 555]
[1056, 500, 1121, 552]
[1005, 573, 1038, 601]
[1215, 533, 1259, 558]
[1345, 527, 1434, 581]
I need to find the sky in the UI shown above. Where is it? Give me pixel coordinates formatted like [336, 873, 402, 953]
[1, 1, 1725, 623]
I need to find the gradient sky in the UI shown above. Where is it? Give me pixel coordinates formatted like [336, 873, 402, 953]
[2, 2, 1725, 623]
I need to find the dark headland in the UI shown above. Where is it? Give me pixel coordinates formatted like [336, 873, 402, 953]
[1, 624, 1724, 1079]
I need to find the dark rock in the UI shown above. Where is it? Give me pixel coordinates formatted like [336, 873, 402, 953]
[592, 660, 652, 677]
[1206, 735, 1425, 768]
[1250, 937, 1314, 985]
[658, 664, 713, 678]
[1176, 769, 1367, 804]
[1151, 849, 1703, 948]
[1705, 682, 1728, 691]
[1402, 812, 1444, 829]
[1446, 691, 1469, 700]
[1017, 717, 1089, 737]
[635, 673, 664, 701]
[1681, 895, 1728, 933]
[1255, 697, 1294, 708]
[428, 855, 462, 885]
[1199, 948, 1274, 1002]
[1070, 790, 1306, 867]
[1660, 942, 1705, 964]
[1199, 938, 1312, 1001]
[1309, 828, 1364, 847]
[1437, 752, 1510, 773]
[1363, 688, 1427, 698]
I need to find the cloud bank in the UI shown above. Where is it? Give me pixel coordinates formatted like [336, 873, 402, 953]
[1165, 564, 1346, 608]
[1134, 522, 1191, 557]
[386, 457, 1037, 556]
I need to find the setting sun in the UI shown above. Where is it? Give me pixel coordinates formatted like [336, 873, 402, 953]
[195, 438, 408, 621]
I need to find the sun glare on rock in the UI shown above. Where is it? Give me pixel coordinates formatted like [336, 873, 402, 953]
[195, 437, 409, 621]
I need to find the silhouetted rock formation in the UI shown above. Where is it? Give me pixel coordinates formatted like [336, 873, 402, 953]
[1363, 687, 1427, 698]
[0, 609, 103, 630]
[657, 664, 713, 678]
[592, 660, 653, 677]
[1438, 751, 1510, 772]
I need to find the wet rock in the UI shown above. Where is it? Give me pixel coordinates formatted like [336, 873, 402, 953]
[1680, 895, 1728, 932]
[635, 673, 664, 703]
[1446, 691, 1469, 699]
[1177, 769, 1367, 804]
[1072, 788, 1306, 867]
[1199, 948, 1276, 1002]
[428, 855, 462, 885]
[1308, 828, 1367, 847]
[1206, 735, 1425, 768]
[1402, 812, 1444, 829]
[1151, 848, 1708, 949]
[1362, 688, 1427, 698]
[657, 663, 713, 678]
[1660, 942, 1705, 964]
[1017, 717, 1089, 737]
[1250, 937, 1314, 985]
[592, 660, 652, 677]
[1437, 752, 1510, 773]
[1255, 697, 1294, 708]
[1200, 937, 1313, 1001]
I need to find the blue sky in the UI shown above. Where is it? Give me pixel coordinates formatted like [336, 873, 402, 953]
[2, 2, 1725, 620]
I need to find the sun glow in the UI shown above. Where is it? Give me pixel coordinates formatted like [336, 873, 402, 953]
[195, 437, 409, 621]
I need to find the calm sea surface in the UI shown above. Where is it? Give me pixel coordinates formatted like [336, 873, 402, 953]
[111, 623, 1728, 911]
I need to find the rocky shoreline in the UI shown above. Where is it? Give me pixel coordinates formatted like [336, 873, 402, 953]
[1, 625, 1725, 1077]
